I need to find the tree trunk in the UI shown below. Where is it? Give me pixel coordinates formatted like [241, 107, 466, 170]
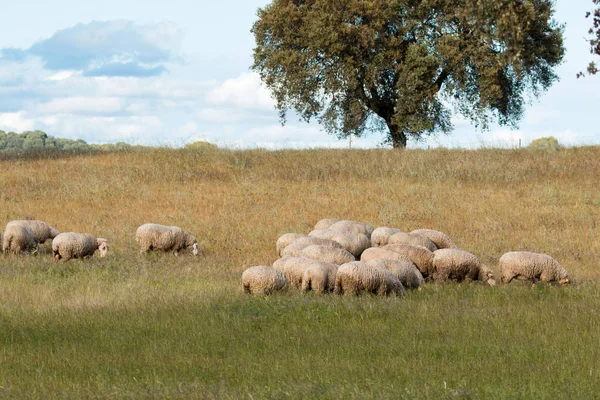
[387, 123, 407, 148]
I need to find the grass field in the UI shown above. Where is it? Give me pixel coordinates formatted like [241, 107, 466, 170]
[1, 146, 599, 399]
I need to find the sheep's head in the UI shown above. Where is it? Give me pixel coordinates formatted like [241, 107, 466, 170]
[479, 265, 497, 287]
[559, 274, 571, 285]
[97, 239, 109, 257]
[185, 234, 199, 256]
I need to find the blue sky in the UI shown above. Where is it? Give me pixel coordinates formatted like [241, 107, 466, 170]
[0, 0, 598, 149]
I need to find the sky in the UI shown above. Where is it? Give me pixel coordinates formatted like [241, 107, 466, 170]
[0, 0, 598, 149]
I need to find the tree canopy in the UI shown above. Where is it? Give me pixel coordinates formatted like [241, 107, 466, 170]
[252, 0, 565, 148]
[580, 0, 600, 77]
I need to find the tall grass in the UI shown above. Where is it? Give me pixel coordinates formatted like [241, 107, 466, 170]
[0, 146, 599, 398]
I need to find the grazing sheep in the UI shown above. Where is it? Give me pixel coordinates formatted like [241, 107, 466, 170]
[135, 223, 199, 256]
[499, 251, 570, 285]
[281, 236, 343, 257]
[301, 244, 355, 265]
[242, 266, 289, 295]
[314, 218, 341, 230]
[371, 227, 401, 247]
[276, 233, 307, 256]
[4, 220, 59, 246]
[301, 262, 339, 294]
[334, 261, 405, 296]
[387, 231, 437, 252]
[273, 257, 318, 289]
[365, 258, 424, 290]
[2, 224, 39, 255]
[329, 220, 375, 239]
[411, 229, 457, 249]
[360, 247, 414, 263]
[431, 248, 496, 286]
[52, 232, 108, 261]
[309, 229, 370, 257]
[382, 243, 435, 278]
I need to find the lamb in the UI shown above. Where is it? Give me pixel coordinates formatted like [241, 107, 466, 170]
[365, 258, 424, 290]
[242, 266, 289, 295]
[313, 218, 341, 230]
[135, 223, 199, 256]
[2, 224, 39, 255]
[300, 244, 355, 265]
[52, 232, 108, 261]
[382, 243, 435, 278]
[411, 229, 457, 249]
[273, 257, 318, 289]
[281, 236, 343, 257]
[334, 261, 405, 296]
[387, 231, 438, 252]
[308, 229, 370, 257]
[275, 233, 307, 256]
[4, 219, 59, 247]
[499, 251, 570, 285]
[431, 248, 496, 286]
[301, 262, 339, 294]
[328, 220, 375, 239]
[370, 227, 401, 247]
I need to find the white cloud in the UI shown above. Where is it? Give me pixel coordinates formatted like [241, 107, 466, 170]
[0, 112, 35, 132]
[206, 72, 275, 111]
[37, 96, 125, 115]
[45, 70, 79, 81]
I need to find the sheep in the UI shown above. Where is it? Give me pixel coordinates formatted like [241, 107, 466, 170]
[328, 220, 375, 239]
[360, 247, 414, 263]
[301, 262, 339, 294]
[365, 258, 424, 290]
[276, 233, 307, 256]
[371, 227, 401, 247]
[382, 243, 435, 278]
[4, 220, 59, 246]
[334, 261, 405, 296]
[2, 224, 39, 255]
[499, 251, 570, 285]
[52, 232, 108, 261]
[135, 223, 199, 256]
[281, 236, 343, 257]
[314, 218, 341, 230]
[273, 257, 318, 289]
[300, 244, 355, 265]
[431, 248, 496, 286]
[411, 229, 457, 249]
[242, 266, 289, 295]
[387, 231, 438, 252]
[308, 229, 370, 257]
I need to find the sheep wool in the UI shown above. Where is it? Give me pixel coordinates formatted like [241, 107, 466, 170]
[52, 232, 108, 261]
[300, 244, 355, 265]
[387, 231, 438, 252]
[281, 236, 343, 257]
[411, 229, 457, 249]
[432, 248, 496, 286]
[382, 243, 435, 278]
[276, 233, 307, 256]
[370, 227, 401, 247]
[365, 258, 424, 289]
[301, 262, 339, 294]
[328, 220, 375, 239]
[499, 251, 570, 284]
[273, 257, 317, 289]
[308, 229, 370, 257]
[4, 220, 59, 244]
[136, 223, 199, 256]
[2, 224, 39, 254]
[242, 266, 289, 295]
[334, 261, 405, 296]
[314, 218, 341, 230]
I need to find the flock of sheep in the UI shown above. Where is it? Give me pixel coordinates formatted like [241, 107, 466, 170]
[1, 220, 199, 260]
[242, 218, 572, 296]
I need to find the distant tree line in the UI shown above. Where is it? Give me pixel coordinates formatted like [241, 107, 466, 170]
[0, 130, 134, 152]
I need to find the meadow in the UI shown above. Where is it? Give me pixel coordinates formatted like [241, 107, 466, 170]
[0, 146, 599, 399]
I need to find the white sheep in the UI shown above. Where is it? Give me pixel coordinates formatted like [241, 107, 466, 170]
[275, 233, 307, 256]
[313, 218, 341, 230]
[301, 262, 339, 294]
[281, 236, 343, 258]
[411, 229, 457, 249]
[309, 229, 370, 257]
[387, 231, 437, 252]
[499, 251, 570, 285]
[273, 257, 317, 289]
[2, 224, 39, 255]
[52, 232, 108, 261]
[135, 223, 199, 256]
[370, 227, 401, 247]
[334, 261, 405, 296]
[365, 258, 424, 290]
[3, 219, 59, 248]
[300, 244, 355, 265]
[382, 243, 436, 278]
[431, 248, 496, 286]
[328, 220, 375, 239]
[242, 266, 289, 295]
